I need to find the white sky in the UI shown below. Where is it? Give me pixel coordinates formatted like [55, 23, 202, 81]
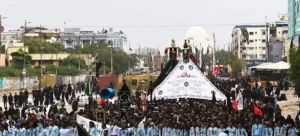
[0, 0, 287, 53]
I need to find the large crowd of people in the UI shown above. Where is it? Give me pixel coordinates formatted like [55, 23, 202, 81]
[0, 76, 297, 136]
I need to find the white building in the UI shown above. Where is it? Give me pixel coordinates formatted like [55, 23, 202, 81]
[231, 21, 288, 62]
[232, 25, 267, 60]
[0, 30, 23, 47]
[60, 28, 128, 51]
[135, 47, 157, 55]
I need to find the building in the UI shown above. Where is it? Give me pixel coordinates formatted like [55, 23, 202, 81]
[29, 54, 91, 68]
[0, 27, 60, 48]
[231, 17, 288, 66]
[288, 0, 297, 41]
[0, 30, 23, 47]
[288, 0, 299, 62]
[232, 24, 268, 61]
[135, 47, 157, 56]
[60, 28, 127, 51]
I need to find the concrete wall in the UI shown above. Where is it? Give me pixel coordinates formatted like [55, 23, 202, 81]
[0, 74, 87, 91]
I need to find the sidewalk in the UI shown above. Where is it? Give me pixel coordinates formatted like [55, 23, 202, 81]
[278, 89, 299, 118]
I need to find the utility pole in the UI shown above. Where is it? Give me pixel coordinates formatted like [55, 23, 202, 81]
[55, 29, 59, 76]
[265, 16, 269, 62]
[110, 46, 113, 75]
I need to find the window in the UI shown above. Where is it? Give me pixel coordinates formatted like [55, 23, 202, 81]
[255, 39, 257, 42]
[262, 32, 266, 35]
[249, 40, 254, 43]
[262, 47, 266, 50]
[249, 32, 254, 35]
[255, 32, 257, 34]
[247, 47, 254, 50]
[262, 39, 266, 42]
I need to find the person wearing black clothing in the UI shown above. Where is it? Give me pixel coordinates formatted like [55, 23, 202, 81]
[44, 90, 50, 108]
[33, 91, 39, 107]
[71, 99, 78, 112]
[8, 93, 13, 107]
[49, 90, 54, 105]
[19, 91, 23, 107]
[3, 93, 7, 108]
[13, 92, 18, 107]
[24, 89, 29, 105]
[39, 90, 44, 106]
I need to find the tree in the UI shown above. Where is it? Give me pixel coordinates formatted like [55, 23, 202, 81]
[230, 57, 243, 78]
[10, 49, 32, 68]
[289, 47, 300, 86]
[24, 39, 65, 53]
[60, 57, 87, 69]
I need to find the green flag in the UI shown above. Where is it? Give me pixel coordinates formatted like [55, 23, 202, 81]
[85, 81, 90, 96]
[90, 83, 94, 96]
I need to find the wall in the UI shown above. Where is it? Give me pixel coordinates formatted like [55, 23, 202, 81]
[269, 41, 284, 62]
[0, 77, 38, 91]
[0, 74, 87, 91]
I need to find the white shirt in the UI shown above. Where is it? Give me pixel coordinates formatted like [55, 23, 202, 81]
[59, 128, 71, 136]
[219, 132, 228, 136]
[110, 126, 120, 135]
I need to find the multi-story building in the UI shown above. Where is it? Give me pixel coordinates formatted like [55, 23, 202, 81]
[231, 18, 288, 67]
[0, 30, 23, 47]
[60, 28, 127, 51]
[232, 25, 267, 61]
[135, 47, 157, 56]
[288, 0, 298, 41]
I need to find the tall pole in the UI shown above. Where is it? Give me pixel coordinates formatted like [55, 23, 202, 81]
[265, 16, 269, 62]
[55, 29, 58, 76]
[110, 46, 113, 75]
[128, 41, 131, 75]
[212, 33, 216, 73]
[40, 47, 43, 89]
[23, 20, 27, 68]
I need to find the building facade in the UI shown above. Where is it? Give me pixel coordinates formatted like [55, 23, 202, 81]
[232, 25, 268, 61]
[288, 0, 300, 48]
[232, 21, 288, 65]
[60, 28, 127, 51]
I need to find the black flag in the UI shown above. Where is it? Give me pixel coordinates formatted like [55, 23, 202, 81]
[290, 37, 294, 49]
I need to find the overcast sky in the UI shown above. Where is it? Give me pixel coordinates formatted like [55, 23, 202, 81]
[0, 0, 287, 53]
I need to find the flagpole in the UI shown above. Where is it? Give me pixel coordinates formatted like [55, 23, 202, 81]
[213, 33, 216, 73]
[128, 42, 131, 75]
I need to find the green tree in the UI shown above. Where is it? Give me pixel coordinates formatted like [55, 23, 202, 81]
[60, 57, 87, 69]
[215, 50, 234, 66]
[230, 57, 243, 78]
[10, 49, 32, 68]
[289, 47, 300, 86]
[24, 39, 65, 53]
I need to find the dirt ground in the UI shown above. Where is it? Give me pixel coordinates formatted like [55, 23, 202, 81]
[278, 88, 299, 119]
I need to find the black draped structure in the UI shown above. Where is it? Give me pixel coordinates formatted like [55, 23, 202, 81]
[118, 79, 131, 110]
[76, 123, 89, 136]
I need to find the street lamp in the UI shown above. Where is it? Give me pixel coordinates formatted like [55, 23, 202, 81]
[123, 38, 131, 75]
[40, 46, 45, 89]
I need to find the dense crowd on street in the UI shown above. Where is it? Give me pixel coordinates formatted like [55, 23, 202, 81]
[0, 76, 297, 136]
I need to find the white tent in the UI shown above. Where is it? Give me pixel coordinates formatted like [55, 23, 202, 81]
[249, 62, 273, 69]
[150, 59, 226, 101]
[256, 61, 290, 70]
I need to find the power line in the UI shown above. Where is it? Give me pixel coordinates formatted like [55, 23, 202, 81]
[2, 22, 267, 28]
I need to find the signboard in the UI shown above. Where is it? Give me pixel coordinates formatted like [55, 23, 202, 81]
[246, 60, 267, 67]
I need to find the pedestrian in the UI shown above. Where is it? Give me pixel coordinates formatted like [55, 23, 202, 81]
[3, 93, 7, 108]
